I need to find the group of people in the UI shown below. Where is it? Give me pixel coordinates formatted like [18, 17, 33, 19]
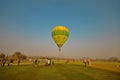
[45, 58, 54, 66]
[33, 58, 54, 66]
[0, 58, 20, 67]
[0, 58, 14, 67]
[33, 59, 40, 65]
[83, 57, 92, 67]
[1, 57, 91, 67]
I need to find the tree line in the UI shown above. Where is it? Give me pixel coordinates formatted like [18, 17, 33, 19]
[0, 51, 27, 61]
[0, 51, 119, 62]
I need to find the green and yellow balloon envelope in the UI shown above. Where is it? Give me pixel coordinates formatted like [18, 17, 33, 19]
[51, 26, 69, 51]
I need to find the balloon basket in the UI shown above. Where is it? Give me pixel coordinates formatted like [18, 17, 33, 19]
[59, 48, 61, 52]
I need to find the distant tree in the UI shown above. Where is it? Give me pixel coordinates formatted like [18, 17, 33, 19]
[21, 54, 27, 60]
[13, 51, 21, 58]
[108, 57, 119, 62]
[12, 51, 27, 61]
[0, 53, 6, 59]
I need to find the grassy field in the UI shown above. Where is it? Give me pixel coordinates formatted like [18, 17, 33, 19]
[0, 61, 120, 80]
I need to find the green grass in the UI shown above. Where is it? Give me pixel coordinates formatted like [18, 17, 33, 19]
[0, 63, 120, 80]
[91, 61, 120, 72]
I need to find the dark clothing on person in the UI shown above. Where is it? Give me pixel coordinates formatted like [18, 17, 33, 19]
[35, 59, 37, 65]
[18, 59, 20, 65]
[7, 60, 10, 66]
[2, 59, 6, 67]
[83, 57, 87, 67]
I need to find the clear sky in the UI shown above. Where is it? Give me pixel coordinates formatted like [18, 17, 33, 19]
[0, 0, 120, 59]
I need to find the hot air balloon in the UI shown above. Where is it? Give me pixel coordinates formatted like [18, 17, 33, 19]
[51, 26, 69, 52]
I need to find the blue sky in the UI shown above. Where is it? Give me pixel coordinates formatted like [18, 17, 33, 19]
[0, 0, 120, 59]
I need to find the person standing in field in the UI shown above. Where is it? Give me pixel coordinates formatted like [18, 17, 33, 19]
[47, 58, 51, 65]
[7, 59, 10, 66]
[18, 59, 20, 65]
[38, 59, 40, 64]
[83, 57, 87, 67]
[2, 58, 6, 67]
[87, 58, 92, 65]
[10, 59, 13, 65]
[35, 59, 38, 65]
[51, 59, 54, 65]
[34, 59, 38, 67]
